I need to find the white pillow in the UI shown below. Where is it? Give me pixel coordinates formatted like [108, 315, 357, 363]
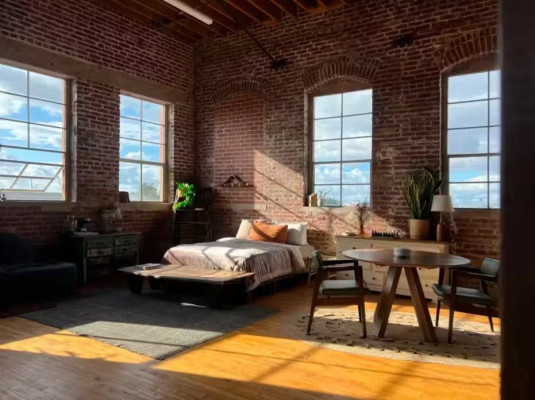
[236, 219, 253, 239]
[273, 222, 308, 245]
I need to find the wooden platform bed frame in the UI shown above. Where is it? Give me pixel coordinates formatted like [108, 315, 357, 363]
[119, 264, 297, 307]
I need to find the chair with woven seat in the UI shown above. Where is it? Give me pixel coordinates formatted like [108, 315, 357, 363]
[433, 257, 499, 343]
[306, 251, 367, 338]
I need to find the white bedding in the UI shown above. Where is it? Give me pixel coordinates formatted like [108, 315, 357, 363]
[161, 238, 314, 290]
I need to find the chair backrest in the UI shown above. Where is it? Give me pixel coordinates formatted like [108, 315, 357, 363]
[481, 258, 500, 277]
[310, 250, 325, 273]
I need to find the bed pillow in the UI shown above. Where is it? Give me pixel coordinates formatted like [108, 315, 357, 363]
[236, 219, 253, 239]
[271, 221, 308, 246]
[249, 221, 288, 244]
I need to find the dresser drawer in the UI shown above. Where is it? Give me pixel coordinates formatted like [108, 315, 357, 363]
[87, 247, 114, 257]
[115, 246, 138, 257]
[87, 238, 113, 249]
[115, 235, 139, 247]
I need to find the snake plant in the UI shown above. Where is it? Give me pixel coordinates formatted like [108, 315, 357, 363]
[403, 168, 442, 220]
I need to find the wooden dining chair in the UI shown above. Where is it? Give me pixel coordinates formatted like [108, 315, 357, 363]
[307, 251, 367, 338]
[433, 257, 499, 343]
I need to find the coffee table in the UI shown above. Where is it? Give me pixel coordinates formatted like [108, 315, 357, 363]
[343, 249, 470, 343]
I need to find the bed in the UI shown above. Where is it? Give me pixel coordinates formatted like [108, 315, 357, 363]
[161, 221, 315, 291]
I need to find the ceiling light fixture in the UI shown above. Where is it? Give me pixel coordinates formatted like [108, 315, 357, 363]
[162, 0, 213, 25]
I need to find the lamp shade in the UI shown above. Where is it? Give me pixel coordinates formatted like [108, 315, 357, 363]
[431, 195, 453, 213]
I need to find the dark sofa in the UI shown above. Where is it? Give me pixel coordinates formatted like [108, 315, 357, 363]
[0, 233, 77, 303]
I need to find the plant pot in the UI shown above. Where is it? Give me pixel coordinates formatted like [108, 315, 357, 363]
[409, 219, 430, 240]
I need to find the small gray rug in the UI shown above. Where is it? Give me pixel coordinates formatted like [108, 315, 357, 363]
[22, 290, 277, 360]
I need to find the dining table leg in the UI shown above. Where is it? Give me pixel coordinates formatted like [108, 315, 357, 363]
[404, 267, 438, 343]
[373, 265, 402, 338]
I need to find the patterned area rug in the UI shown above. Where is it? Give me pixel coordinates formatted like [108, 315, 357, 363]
[282, 308, 500, 368]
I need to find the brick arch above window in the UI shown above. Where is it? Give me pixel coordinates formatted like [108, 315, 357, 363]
[433, 27, 498, 73]
[302, 56, 380, 93]
[211, 76, 267, 105]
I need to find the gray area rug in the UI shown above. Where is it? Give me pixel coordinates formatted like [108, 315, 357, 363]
[22, 290, 277, 360]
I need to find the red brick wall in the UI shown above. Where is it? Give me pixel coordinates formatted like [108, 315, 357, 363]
[0, 0, 194, 261]
[195, 0, 500, 263]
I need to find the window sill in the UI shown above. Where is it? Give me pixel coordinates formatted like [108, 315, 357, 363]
[119, 202, 173, 212]
[302, 206, 355, 214]
[0, 201, 75, 212]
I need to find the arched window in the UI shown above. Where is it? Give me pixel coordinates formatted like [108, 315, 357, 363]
[309, 80, 373, 206]
[444, 56, 501, 209]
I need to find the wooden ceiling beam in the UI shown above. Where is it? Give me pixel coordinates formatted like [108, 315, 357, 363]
[290, 0, 311, 12]
[224, 0, 272, 24]
[176, 0, 239, 32]
[268, 0, 299, 17]
[244, 0, 283, 21]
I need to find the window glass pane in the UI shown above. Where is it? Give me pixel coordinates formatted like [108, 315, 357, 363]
[449, 156, 488, 182]
[342, 185, 370, 206]
[490, 70, 500, 98]
[313, 140, 340, 162]
[342, 162, 370, 184]
[447, 128, 488, 155]
[120, 117, 140, 140]
[489, 99, 500, 126]
[342, 137, 372, 161]
[12, 178, 50, 191]
[22, 164, 61, 178]
[314, 185, 340, 206]
[120, 138, 141, 160]
[489, 156, 500, 181]
[0, 119, 28, 147]
[343, 114, 372, 138]
[0, 147, 62, 164]
[314, 118, 340, 140]
[0, 93, 27, 121]
[45, 175, 63, 193]
[448, 101, 488, 129]
[0, 177, 15, 188]
[314, 164, 340, 185]
[343, 89, 372, 115]
[142, 121, 164, 143]
[142, 101, 164, 124]
[448, 72, 488, 102]
[0, 161, 25, 176]
[141, 164, 162, 201]
[29, 125, 63, 151]
[450, 183, 488, 208]
[489, 183, 500, 209]
[0, 64, 27, 96]
[142, 142, 164, 162]
[29, 72, 64, 103]
[489, 126, 501, 153]
[119, 162, 140, 201]
[120, 95, 141, 119]
[29, 99, 64, 127]
[314, 94, 341, 119]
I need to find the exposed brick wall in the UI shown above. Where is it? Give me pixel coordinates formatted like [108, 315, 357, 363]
[0, 0, 194, 261]
[195, 0, 500, 263]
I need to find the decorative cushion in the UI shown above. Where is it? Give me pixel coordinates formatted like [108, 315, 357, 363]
[249, 221, 288, 244]
[236, 219, 253, 239]
[320, 280, 361, 296]
[272, 222, 308, 245]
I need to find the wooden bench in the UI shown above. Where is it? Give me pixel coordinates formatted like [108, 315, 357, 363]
[119, 264, 255, 307]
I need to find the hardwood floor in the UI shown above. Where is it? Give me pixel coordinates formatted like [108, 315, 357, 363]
[0, 283, 499, 400]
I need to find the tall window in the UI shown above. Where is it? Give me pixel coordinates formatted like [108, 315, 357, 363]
[446, 69, 501, 209]
[119, 94, 166, 202]
[311, 88, 373, 206]
[0, 63, 67, 201]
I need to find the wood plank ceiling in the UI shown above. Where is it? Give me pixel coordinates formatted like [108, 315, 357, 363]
[92, 0, 354, 44]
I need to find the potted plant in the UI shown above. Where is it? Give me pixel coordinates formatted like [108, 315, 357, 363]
[173, 182, 195, 211]
[403, 168, 442, 240]
[355, 201, 371, 236]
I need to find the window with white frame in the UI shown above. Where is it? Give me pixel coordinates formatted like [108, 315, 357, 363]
[311, 88, 373, 206]
[446, 69, 501, 209]
[0, 63, 67, 201]
[119, 94, 166, 202]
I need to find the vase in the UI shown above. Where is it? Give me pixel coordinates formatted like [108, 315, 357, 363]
[409, 219, 430, 240]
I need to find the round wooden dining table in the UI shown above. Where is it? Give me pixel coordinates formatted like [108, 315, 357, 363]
[343, 248, 470, 343]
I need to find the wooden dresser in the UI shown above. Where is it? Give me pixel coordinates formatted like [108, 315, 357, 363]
[68, 232, 140, 284]
[335, 236, 449, 300]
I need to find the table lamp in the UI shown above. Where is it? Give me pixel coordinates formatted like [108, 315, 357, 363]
[431, 195, 453, 242]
